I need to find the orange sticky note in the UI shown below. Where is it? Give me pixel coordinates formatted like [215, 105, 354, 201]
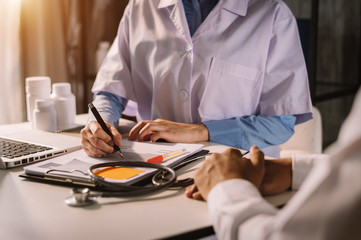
[94, 166, 145, 180]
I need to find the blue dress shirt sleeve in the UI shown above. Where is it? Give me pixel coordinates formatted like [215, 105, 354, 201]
[90, 91, 128, 126]
[92, 91, 295, 152]
[203, 115, 296, 150]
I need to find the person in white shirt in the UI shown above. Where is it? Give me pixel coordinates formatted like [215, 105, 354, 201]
[81, 0, 313, 159]
[186, 88, 361, 239]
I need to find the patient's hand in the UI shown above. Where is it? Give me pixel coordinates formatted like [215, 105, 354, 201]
[261, 158, 292, 196]
[187, 146, 265, 201]
[128, 119, 209, 143]
[185, 149, 292, 200]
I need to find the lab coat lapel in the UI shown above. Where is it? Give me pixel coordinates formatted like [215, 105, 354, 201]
[222, 0, 249, 16]
[193, 0, 249, 38]
[158, 0, 192, 42]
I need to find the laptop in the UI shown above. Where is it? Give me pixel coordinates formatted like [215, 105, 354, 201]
[0, 123, 82, 169]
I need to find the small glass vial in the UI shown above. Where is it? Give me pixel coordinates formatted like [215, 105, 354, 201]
[51, 82, 76, 131]
[25, 76, 51, 124]
[33, 99, 57, 132]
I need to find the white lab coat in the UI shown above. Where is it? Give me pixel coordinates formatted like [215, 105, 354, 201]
[92, 0, 312, 124]
[207, 87, 361, 240]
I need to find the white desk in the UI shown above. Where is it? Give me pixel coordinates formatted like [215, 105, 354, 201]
[0, 118, 294, 240]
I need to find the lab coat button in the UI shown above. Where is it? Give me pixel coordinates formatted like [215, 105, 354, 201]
[185, 45, 192, 52]
[180, 89, 188, 99]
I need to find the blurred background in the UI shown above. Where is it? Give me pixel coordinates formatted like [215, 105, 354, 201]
[0, 0, 360, 150]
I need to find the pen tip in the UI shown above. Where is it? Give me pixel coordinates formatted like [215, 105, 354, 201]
[118, 151, 124, 158]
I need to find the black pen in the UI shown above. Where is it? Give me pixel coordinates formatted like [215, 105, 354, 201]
[88, 103, 123, 157]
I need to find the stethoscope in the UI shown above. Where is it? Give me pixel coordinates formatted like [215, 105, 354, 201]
[65, 155, 204, 207]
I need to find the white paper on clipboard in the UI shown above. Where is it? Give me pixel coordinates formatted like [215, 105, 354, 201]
[23, 140, 203, 186]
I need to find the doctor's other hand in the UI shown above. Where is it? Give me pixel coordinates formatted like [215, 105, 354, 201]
[81, 120, 122, 157]
[187, 146, 265, 201]
[128, 119, 209, 143]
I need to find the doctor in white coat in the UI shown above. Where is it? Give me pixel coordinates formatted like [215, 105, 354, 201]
[81, 0, 313, 158]
[186, 87, 361, 239]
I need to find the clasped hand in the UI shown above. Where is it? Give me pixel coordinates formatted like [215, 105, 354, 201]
[186, 146, 292, 200]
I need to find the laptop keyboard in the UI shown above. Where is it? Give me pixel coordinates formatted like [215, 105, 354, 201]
[0, 137, 53, 159]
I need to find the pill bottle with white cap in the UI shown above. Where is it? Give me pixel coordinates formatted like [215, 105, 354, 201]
[25, 76, 51, 125]
[33, 99, 57, 132]
[51, 82, 76, 131]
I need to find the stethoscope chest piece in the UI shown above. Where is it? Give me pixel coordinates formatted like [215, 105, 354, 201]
[65, 188, 97, 207]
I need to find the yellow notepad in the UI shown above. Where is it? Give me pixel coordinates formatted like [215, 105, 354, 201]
[94, 166, 145, 180]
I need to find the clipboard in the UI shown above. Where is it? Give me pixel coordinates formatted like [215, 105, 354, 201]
[20, 140, 208, 189]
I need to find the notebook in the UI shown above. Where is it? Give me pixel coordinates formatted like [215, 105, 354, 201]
[0, 123, 82, 169]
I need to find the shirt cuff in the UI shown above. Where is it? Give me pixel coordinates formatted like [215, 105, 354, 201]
[208, 179, 262, 207]
[207, 179, 277, 239]
[89, 92, 126, 126]
[292, 153, 328, 190]
[203, 119, 243, 148]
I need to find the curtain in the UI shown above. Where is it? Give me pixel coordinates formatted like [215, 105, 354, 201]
[0, 0, 24, 124]
[0, 0, 126, 124]
[21, 0, 69, 86]
[20, 0, 122, 114]
[0, 0, 71, 124]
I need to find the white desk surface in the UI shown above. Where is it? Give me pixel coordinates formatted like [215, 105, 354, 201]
[0, 117, 295, 240]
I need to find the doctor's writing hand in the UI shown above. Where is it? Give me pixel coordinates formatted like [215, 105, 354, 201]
[81, 120, 122, 157]
[128, 119, 209, 143]
[187, 146, 265, 201]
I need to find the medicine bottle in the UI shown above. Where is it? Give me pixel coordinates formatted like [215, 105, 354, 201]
[51, 82, 76, 131]
[25, 76, 51, 124]
[33, 99, 57, 132]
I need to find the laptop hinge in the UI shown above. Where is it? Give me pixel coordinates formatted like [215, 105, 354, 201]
[0, 157, 7, 169]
